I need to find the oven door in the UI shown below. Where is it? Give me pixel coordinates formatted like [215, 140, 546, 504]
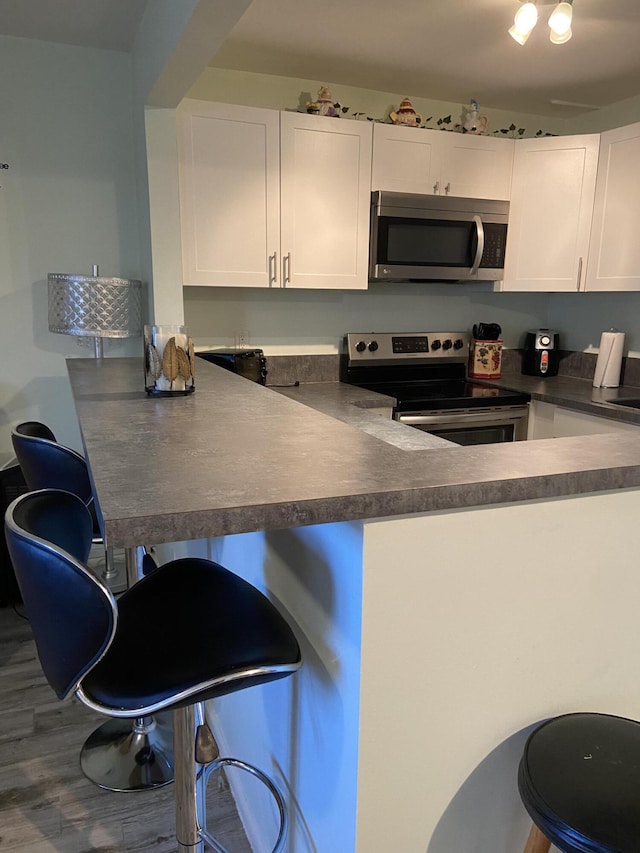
[397, 406, 529, 446]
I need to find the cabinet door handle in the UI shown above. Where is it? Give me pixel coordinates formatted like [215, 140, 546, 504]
[433, 181, 440, 194]
[269, 252, 277, 286]
[576, 256, 583, 291]
[444, 182, 451, 195]
[283, 252, 291, 285]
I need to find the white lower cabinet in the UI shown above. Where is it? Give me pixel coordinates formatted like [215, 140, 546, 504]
[502, 135, 600, 292]
[585, 121, 640, 291]
[177, 100, 372, 290]
[527, 400, 640, 439]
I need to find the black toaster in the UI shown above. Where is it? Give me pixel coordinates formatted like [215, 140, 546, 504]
[196, 348, 267, 385]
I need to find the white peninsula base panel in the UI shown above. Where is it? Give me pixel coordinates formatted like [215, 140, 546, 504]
[155, 488, 640, 852]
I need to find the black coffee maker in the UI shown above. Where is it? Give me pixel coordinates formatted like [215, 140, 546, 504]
[522, 329, 560, 377]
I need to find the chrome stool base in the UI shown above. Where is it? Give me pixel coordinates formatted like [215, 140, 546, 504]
[81, 713, 174, 792]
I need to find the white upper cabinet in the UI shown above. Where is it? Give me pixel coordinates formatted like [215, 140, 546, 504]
[438, 133, 514, 200]
[279, 112, 372, 290]
[371, 124, 440, 195]
[177, 100, 280, 288]
[585, 122, 640, 291]
[371, 123, 514, 200]
[177, 100, 372, 290]
[502, 134, 600, 292]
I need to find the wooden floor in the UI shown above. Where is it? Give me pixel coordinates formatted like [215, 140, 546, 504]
[0, 603, 251, 852]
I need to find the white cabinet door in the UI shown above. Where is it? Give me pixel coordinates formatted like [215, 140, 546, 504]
[371, 124, 513, 200]
[502, 135, 599, 292]
[438, 133, 514, 200]
[528, 401, 640, 439]
[371, 124, 440, 194]
[280, 112, 372, 290]
[177, 100, 280, 287]
[586, 122, 640, 291]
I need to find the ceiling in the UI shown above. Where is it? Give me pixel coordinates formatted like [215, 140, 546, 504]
[1, 0, 639, 118]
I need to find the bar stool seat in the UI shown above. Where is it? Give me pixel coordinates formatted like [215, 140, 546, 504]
[519, 712, 640, 853]
[5, 489, 301, 852]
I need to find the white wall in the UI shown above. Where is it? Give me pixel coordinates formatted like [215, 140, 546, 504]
[567, 92, 640, 135]
[0, 36, 142, 459]
[187, 67, 569, 138]
[185, 283, 548, 353]
[550, 291, 640, 354]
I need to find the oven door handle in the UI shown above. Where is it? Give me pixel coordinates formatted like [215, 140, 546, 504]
[398, 408, 528, 426]
[470, 215, 484, 276]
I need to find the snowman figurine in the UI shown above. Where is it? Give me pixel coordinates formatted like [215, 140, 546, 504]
[306, 86, 340, 117]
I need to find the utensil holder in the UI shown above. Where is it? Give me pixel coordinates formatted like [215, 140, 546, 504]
[468, 339, 503, 379]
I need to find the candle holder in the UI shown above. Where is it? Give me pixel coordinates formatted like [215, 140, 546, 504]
[144, 325, 195, 396]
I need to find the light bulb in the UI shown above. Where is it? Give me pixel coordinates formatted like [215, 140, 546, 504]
[549, 1, 573, 37]
[514, 1, 538, 33]
[509, 23, 533, 45]
[550, 26, 572, 44]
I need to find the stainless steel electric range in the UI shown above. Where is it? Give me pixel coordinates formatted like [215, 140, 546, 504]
[341, 331, 530, 445]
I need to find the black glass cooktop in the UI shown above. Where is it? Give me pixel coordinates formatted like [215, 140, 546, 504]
[350, 378, 530, 412]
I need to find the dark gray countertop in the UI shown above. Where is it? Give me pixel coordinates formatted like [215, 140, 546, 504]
[272, 381, 452, 450]
[489, 371, 640, 425]
[67, 358, 640, 549]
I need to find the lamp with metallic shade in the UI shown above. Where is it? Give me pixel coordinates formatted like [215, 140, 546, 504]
[48, 265, 143, 358]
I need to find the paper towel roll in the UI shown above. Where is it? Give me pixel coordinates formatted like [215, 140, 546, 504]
[593, 330, 625, 388]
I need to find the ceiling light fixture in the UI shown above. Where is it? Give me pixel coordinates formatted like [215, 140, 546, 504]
[508, 0, 574, 46]
[548, 0, 573, 43]
[508, 1, 538, 45]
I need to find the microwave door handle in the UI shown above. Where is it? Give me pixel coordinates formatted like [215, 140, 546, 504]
[470, 215, 484, 275]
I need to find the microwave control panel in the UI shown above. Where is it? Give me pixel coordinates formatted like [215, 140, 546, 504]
[479, 223, 507, 268]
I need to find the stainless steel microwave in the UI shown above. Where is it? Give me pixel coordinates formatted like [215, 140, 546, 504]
[369, 191, 509, 282]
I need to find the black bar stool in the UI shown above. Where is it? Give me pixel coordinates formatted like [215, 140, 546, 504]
[10, 421, 171, 791]
[518, 712, 640, 852]
[5, 488, 301, 852]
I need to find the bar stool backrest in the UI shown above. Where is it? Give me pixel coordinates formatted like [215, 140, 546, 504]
[12, 421, 94, 506]
[4, 489, 116, 699]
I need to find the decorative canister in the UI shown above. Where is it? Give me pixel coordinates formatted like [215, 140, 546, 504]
[144, 325, 195, 396]
[468, 339, 503, 379]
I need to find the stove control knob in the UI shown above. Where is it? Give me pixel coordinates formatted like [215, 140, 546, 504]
[431, 339, 441, 350]
[355, 340, 367, 353]
[453, 338, 464, 350]
[368, 340, 379, 352]
[442, 339, 453, 350]
[539, 334, 551, 347]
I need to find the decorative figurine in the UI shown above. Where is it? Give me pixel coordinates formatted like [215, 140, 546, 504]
[463, 99, 489, 135]
[306, 86, 340, 117]
[389, 97, 422, 127]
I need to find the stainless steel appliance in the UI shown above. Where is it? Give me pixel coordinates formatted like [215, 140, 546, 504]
[341, 332, 530, 445]
[196, 348, 268, 385]
[522, 329, 560, 377]
[369, 192, 509, 282]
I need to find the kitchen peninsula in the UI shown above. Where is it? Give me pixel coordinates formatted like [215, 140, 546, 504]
[68, 357, 640, 853]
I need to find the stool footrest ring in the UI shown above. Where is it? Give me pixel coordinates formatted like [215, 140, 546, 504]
[199, 757, 288, 853]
